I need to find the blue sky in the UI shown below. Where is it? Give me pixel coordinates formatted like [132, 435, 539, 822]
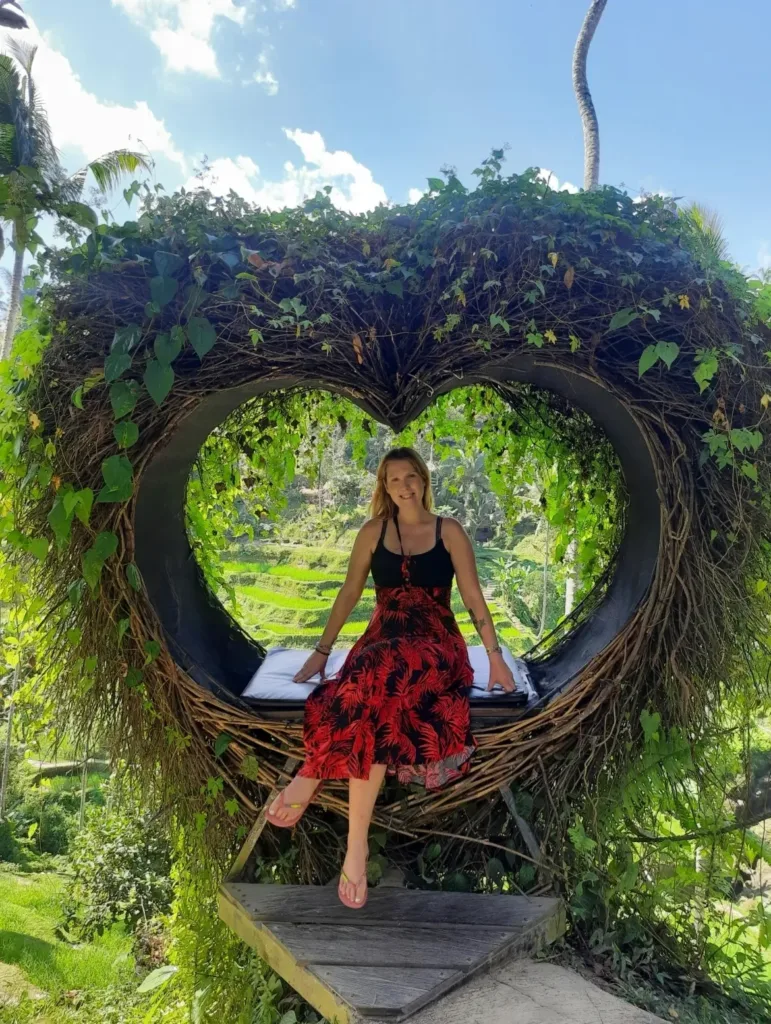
[14, 0, 771, 273]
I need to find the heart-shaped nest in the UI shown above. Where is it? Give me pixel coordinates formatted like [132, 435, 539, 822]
[9, 167, 771, 871]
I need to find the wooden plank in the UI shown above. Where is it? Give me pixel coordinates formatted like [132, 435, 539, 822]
[224, 882, 560, 930]
[217, 885, 351, 1024]
[309, 964, 462, 1020]
[269, 922, 517, 968]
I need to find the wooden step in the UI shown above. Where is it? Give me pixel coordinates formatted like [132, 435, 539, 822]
[219, 882, 565, 1023]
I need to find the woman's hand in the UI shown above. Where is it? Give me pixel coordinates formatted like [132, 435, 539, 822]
[486, 653, 517, 694]
[293, 650, 329, 683]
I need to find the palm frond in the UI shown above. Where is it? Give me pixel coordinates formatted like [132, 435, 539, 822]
[84, 150, 151, 194]
[6, 38, 35, 78]
[0, 122, 14, 165]
[680, 202, 730, 264]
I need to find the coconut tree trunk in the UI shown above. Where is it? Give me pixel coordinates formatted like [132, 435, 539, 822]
[572, 0, 608, 190]
[538, 518, 550, 639]
[564, 537, 578, 616]
[1, 227, 24, 360]
[0, 663, 20, 819]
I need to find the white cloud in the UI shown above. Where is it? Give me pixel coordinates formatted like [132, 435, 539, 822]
[112, 0, 245, 77]
[536, 168, 579, 194]
[759, 242, 771, 270]
[186, 130, 388, 214]
[15, 18, 186, 173]
[633, 188, 674, 204]
[407, 187, 425, 204]
[253, 51, 279, 95]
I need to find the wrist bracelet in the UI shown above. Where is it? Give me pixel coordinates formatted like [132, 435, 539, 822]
[485, 644, 502, 655]
[315, 643, 332, 656]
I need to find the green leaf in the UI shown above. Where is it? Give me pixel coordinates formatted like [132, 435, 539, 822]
[214, 732, 233, 757]
[125, 667, 144, 689]
[638, 345, 659, 377]
[114, 420, 139, 449]
[154, 330, 183, 364]
[104, 350, 132, 382]
[640, 707, 661, 743]
[150, 276, 179, 308]
[97, 454, 134, 503]
[28, 536, 49, 561]
[741, 460, 758, 483]
[48, 495, 73, 546]
[126, 562, 142, 592]
[655, 341, 680, 369]
[58, 201, 98, 230]
[72, 386, 84, 410]
[187, 317, 217, 359]
[74, 488, 93, 526]
[239, 754, 259, 780]
[68, 578, 85, 609]
[143, 639, 161, 665]
[117, 618, 130, 644]
[426, 177, 445, 193]
[693, 353, 719, 393]
[489, 313, 511, 335]
[384, 280, 403, 299]
[136, 965, 178, 994]
[109, 380, 139, 420]
[82, 531, 118, 590]
[111, 324, 142, 353]
[608, 307, 639, 332]
[93, 531, 119, 561]
[154, 251, 185, 278]
[485, 856, 504, 881]
[144, 359, 174, 406]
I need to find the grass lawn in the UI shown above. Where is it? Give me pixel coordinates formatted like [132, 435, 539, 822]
[0, 870, 139, 1023]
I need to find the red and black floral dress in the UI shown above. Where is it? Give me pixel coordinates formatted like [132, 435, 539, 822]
[296, 514, 477, 790]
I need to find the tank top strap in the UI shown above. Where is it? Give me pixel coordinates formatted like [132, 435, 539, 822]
[378, 517, 388, 545]
[435, 515, 442, 543]
[393, 513, 403, 555]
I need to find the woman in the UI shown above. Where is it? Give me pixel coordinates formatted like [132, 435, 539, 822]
[266, 446, 517, 908]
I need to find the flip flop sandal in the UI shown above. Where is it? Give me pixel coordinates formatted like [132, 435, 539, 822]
[265, 782, 323, 829]
[338, 864, 368, 909]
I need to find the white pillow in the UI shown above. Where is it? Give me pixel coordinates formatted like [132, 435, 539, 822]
[241, 644, 533, 701]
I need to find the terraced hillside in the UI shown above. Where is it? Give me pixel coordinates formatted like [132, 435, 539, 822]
[220, 540, 536, 654]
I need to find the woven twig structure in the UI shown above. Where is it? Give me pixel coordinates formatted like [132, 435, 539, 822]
[15, 173, 771, 871]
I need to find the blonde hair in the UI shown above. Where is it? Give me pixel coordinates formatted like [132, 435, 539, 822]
[369, 446, 434, 520]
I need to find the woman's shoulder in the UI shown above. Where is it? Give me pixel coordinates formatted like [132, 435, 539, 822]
[438, 516, 467, 547]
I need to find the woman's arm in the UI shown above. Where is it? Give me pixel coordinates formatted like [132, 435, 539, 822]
[316, 519, 379, 651]
[443, 518, 517, 693]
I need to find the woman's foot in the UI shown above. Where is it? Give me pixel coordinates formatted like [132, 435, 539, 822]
[266, 775, 321, 826]
[339, 839, 369, 907]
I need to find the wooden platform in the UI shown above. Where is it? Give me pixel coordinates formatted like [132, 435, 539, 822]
[219, 882, 565, 1024]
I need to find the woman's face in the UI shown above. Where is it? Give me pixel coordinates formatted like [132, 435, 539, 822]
[384, 459, 425, 511]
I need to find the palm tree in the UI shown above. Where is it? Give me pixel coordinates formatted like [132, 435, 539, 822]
[572, 0, 608, 190]
[0, 41, 150, 359]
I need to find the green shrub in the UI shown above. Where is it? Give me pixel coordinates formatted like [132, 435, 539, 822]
[0, 817, 18, 861]
[61, 800, 173, 940]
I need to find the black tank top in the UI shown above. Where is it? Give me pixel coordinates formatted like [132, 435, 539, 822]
[370, 515, 455, 588]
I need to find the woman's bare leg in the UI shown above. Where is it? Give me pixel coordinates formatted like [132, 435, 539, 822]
[340, 763, 387, 903]
[267, 772, 321, 823]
